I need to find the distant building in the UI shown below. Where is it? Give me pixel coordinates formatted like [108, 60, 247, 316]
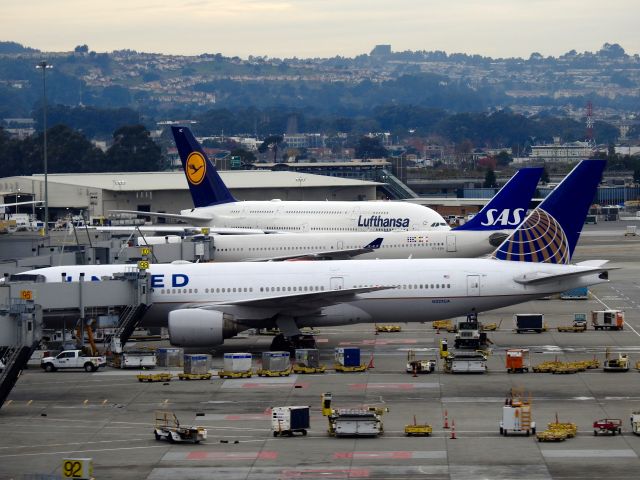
[370, 45, 392, 56]
[513, 139, 593, 164]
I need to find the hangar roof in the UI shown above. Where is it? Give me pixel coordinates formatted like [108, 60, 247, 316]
[10, 171, 379, 191]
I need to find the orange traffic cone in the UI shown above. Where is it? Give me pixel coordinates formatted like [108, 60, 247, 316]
[367, 353, 375, 369]
[443, 409, 449, 429]
[450, 419, 457, 439]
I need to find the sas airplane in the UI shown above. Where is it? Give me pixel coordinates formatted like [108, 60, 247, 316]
[114, 126, 451, 233]
[18, 160, 609, 351]
[200, 166, 542, 261]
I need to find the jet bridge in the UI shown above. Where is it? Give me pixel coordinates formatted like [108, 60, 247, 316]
[0, 268, 151, 409]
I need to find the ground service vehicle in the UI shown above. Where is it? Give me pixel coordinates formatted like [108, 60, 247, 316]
[514, 314, 546, 333]
[154, 411, 207, 443]
[593, 418, 622, 435]
[271, 406, 310, 437]
[631, 412, 640, 435]
[41, 350, 106, 372]
[506, 349, 530, 373]
[500, 390, 535, 436]
[591, 310, 624, 330]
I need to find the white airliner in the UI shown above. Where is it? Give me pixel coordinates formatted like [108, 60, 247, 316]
[17, 160, 610, 350]
[199, 166, 543, 261]
[114, 126, 450, 233]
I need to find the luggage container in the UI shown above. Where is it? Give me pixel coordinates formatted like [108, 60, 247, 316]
[183, 354, 211, 375]
[110, 351, 157, 369]
[514, 314, 546, 333]
[631, 411, 640, 435]
[560, 287, 589, 300]
[295, 349, 320, 368]
[506, 349, 530, 373]
[261, 351, 290, 372]
[156, 348, 183, 367]
[335, 347, 360, 367]
[223, 353, 252, 372]
[272, 406, 310, 437]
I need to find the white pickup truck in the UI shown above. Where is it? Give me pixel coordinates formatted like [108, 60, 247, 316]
[41, 350, 107, 372]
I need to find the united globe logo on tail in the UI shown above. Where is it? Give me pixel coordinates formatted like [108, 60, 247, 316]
[493, 209, 570, 264]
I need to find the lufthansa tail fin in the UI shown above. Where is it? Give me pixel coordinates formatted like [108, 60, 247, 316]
[493, 159, 605, 264]
[171, 126, 236, 208]
[454, 167, 543, 231]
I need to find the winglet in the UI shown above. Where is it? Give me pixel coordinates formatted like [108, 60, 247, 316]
[171, 126, 237, 208]
[454, 167, 543, 231]
[493, 159, 605, 264]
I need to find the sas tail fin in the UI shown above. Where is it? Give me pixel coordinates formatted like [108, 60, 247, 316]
[171, 126, 236, 208]
[455, 167, 542, 231]
[492, 159, 605, 264]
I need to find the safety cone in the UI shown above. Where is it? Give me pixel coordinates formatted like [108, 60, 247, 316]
[443, 409, 449, 429]
[450, 419, 457, 439]
[367, 353, 375, 369]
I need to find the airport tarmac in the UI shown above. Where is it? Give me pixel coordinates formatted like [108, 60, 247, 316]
[1, 224, 640, 479]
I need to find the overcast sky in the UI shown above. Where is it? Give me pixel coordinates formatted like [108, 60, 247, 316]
[4, 0, 638, 58]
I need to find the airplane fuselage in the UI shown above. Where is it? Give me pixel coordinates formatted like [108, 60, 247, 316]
[180, 200, 450, 233]
[210, 229, 503, 261]
[29, 259, 607, 330]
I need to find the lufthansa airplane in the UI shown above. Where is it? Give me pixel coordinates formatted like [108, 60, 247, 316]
[197, 167, 542, 261]
[20, 160, 609, 350]
[115, 126, 451, 233]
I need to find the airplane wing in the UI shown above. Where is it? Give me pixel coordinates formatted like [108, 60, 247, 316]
[243, 246, 377, 262]
[513, 265, 617, 286]
[0, 200, 44, 208]
[95, 225, 269, 235]
[205, 285, 394, 310]
[109, 209, 213, 223]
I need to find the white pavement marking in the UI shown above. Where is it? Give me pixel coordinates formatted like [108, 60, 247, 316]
[0, 445, 167, 458]
[0, 438, 150, 450]
[542, 449, 637, 458]
[449, 465, 551, 480]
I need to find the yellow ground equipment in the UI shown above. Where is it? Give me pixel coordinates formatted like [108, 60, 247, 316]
[375, 324, 402, 333]
[257, 367, 292, 377]
[406, 349, 436, 374]
[292, 364, 326, 374]
[432, 320, 452, 330]
[439, 339, 450, 359]
[603, 349, 630, 372]
[137, 373, 173, 382]
[218, 370, 253, 379]
[177, 373, 212, 380]
[548, 421, 577, 438]
[505, 349, 530, 373]
[334, 363, 367, 373]
[499, 389, 535, 436]
[321, 393, 333, 417]
[153, 411, 207, 444]
[536, 429, 568, 442]
[404, 416, 432, 436]
[481, 321, 500, 331]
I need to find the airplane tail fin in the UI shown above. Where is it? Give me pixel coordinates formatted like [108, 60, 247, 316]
[454, 167, 542, 231]
[171, 126, 237, 208]
[492, 159, 605, 264]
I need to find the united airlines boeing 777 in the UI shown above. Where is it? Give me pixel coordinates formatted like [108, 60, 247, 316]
[19, 160, 608, 350]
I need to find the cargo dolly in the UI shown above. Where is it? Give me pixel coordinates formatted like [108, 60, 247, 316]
[334, 363, 367, 373]
[404, 416, 432, 436]
[177, 373, 212, 380]
[292, 364, 326, 374]
[137, 373, 173, 382]
[257, 367, 292, 377]
[217, 370, 252, 379]
[375, 324, 402, 333]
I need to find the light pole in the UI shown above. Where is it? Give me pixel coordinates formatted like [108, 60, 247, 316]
[36, 61, 52, 236]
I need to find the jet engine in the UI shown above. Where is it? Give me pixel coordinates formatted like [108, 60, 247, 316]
[168, 309, 239, 347]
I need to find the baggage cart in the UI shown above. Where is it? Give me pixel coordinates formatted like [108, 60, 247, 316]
[593, 418, 622, 435]
[154, 411, 207, 444]
[272, 406, 310, 437]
